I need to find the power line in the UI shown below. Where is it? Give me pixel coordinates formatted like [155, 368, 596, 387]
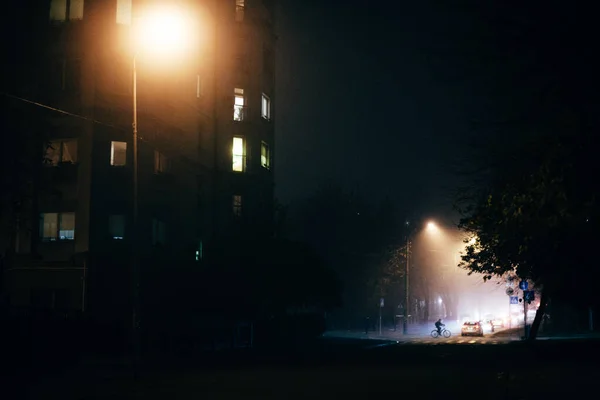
[1, 91, 210, 182]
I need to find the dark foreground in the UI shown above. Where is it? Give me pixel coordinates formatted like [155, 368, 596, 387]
[7, 337, 600, 399]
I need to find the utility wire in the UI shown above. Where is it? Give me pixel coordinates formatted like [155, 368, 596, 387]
[1, 91, 209, 181]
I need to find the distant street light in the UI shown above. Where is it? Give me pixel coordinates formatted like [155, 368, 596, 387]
[404, 219, 441, 335]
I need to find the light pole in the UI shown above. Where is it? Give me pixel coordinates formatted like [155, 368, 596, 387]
[403, 226, 410, 335]
[131, 53, 140, 369]
[403, 220, 440, 335]
[129, 3, 196, 371]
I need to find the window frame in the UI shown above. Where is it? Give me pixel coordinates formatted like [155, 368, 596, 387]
[232, 136, 246, 172]
[232, 195, 243, 217]
[45, 139, 78, 166]
[261, 93, 271, 120]
[235, 0, 245, 22]
[108, 214, 126, 240]
[49, 0, 85, 22]
[110, 141, 127, 166]
[154, 150, 170, 174]
[261, 141, 271, 169]
[40, 212, 76, 242]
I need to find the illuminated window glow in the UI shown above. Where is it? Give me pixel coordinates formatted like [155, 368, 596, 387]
[261, 93, 271, 120]
[41, 212, 75, 241]
[233, 88, 245, 121]
[111, 141, 127, 166]
[116, 0, 132, 25]
[235, 0, 245, 22]
[232, 137, 245, 172]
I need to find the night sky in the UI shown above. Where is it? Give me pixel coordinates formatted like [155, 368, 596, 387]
[274, 0, 594, 219]
[274, 0, 491, 216]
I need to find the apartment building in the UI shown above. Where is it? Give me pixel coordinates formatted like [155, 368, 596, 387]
[1, 0, 276, 328]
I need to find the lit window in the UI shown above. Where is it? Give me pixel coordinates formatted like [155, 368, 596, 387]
[233, 88, 245, 121]
[109, 215, 125, 239]
[232, 195, 242, 217]
[49, 0, 84, 22]
[45, 139, 78, 165]
[116, 0, 132, 25]
[152, 218, 167, 246]
[261, 141, 271, 169]
[154, 150, 169, 174]
[235, 0, 245, 22]
[261, 93, 271, 120]
[196, 75, 203, 98]
[41, 212, 75, 241]
[232, 136, 246, 172]
[110, 141, 127, 166]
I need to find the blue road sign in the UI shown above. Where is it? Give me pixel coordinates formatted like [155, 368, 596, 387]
[524, 290, 535, 302]
[519, 280, 529, 290]
[510, 296, 519, 305]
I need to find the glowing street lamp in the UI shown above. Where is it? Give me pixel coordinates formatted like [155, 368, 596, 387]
[130, 4, 196, 370]
[404, 219, 440, 335]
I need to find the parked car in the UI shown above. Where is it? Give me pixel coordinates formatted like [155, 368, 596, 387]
[461, 321, 484, 336]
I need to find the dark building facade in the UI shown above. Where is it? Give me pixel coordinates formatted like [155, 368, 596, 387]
[1, 0, 276, 330]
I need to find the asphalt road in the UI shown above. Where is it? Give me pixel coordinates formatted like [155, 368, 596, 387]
[14, 336, 600, 400]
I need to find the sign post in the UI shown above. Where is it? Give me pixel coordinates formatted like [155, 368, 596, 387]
[379, 298, 384, 335]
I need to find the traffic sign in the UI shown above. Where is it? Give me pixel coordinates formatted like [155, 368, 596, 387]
[510, 296, 519, 305]
[523, 290, 535, 303]
[505, 287, 515, 296]
[519, 280, 529, 290]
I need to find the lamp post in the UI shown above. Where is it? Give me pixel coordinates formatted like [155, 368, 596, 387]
[132, 52, 140, 370]
[403, 220, 440, 335]
[129, 3, 196, 371]
[403, 224, 410, 335]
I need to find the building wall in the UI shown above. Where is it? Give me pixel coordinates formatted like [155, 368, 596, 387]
[2, 0, 277, 322]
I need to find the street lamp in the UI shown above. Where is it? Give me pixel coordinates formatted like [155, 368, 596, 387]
[404, 219, 441, 334]
[130, 3, 195, 368]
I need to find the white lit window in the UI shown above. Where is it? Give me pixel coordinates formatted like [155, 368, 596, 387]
[110, 141, 127, 166]
[235, 0, 245, 22]
[196, 75, 203, 98]
[233, 88, 245, 121]
[261, 141, 271, 169]
[152, 218, 167, 245]
[232, 195, 242, 217]
[41, 212, 75, 241]
[49, 0, 84, 22]
[45, 139, 78, 165]
[154, 150, 169, 174]
[109, 215, 125, 239]
[116, 0, 132, 25]
[232, 136, 246, 172]
[261, 93, 271, 120]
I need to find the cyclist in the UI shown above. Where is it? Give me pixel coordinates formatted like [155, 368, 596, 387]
[434, 318, 445, 335]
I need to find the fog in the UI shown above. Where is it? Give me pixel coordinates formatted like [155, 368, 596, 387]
[411, 223, 517, 324]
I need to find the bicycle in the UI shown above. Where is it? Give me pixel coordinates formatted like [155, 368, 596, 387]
[431, 328, 451, 338]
